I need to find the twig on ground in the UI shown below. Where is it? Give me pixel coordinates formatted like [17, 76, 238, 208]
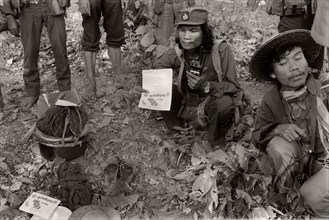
[268, 205, 285, 216]
[21, 123, 36, 144]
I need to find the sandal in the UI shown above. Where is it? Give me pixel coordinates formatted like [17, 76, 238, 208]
[105, 162, 138, 196]
[21, 96, 38, 109]
[103, 156, 120, 192]
[119, 163, 137, 184]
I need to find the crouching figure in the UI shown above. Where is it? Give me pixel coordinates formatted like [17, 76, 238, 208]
[250, 29, 329, 217]
[152, 7, 243, 147]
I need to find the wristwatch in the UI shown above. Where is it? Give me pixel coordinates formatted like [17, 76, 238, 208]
[203, 81, 211, 94]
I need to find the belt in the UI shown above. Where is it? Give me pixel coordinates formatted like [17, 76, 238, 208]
[22, 0, 42, 5]
[21, 0, 39, 5]
[164, 0, 186, 4]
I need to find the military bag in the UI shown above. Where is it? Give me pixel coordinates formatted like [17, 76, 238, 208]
[266, 0, 310, 16]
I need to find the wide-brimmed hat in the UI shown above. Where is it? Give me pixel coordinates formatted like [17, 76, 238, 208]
[249, 29, 322, 81]
[175, 7, 208, 26]
[68, 205, 121, 220]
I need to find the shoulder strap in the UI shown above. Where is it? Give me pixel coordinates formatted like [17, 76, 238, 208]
[175, 46, 185, 95]
[310, 80, 322, 151]
[211, 40, 225, 83]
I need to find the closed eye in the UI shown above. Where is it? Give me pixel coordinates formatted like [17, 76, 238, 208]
[295, 54, 302, 60]
[279, 61, 287, 66]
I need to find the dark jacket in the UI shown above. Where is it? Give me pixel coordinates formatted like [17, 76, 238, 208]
[154, 41, 241, 98]
[252, 75, 329, 153]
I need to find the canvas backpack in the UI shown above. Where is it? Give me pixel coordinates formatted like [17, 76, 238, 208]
[266, 0, 310, 16]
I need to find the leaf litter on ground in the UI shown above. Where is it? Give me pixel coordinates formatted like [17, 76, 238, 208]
[0, 0, 313, 219]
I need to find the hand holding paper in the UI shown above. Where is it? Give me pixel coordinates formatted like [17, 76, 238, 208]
[138, 69, 173, 111]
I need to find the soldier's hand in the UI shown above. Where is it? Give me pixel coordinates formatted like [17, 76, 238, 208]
[7, 15, 20, 37]
[79, 0, 91, 16]
[274, 124, 307, 142]
[131, 86, 149, 96]
[186, 67, 208, 90]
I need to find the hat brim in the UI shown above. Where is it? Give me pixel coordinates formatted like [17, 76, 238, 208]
[175, 21, 204, 26]
[31, 206, 72, 220]
[249, 29, 322, 81]
[68, 205, 121, 220]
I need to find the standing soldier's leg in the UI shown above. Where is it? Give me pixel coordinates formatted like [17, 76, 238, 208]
[173, 0, 192, 23]
[20, 4, 43, 108]
[81, 0, 102, 99]
[45, 12, 71, 92]
[103, 0, 125, 78]
[155, 2, 174, 45]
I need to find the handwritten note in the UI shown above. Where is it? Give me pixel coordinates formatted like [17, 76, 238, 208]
[139, 68, 173, 111]
[19, 192, 61, 219]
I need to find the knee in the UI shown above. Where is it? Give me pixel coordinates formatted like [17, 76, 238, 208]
[300, 168, 329, 218]
[212, 95, 234, 115]
[266, 136, 297, 160]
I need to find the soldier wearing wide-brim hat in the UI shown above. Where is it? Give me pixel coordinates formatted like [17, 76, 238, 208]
[250, 29, 329, 217]
[249, 29, 322, 81]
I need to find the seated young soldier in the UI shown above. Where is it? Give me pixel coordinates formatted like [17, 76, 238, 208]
[152, 7, 242, 147]
[250, 29, 329, 217]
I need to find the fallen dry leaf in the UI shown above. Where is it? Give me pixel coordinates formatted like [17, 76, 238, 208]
[10, 180, 22, 192]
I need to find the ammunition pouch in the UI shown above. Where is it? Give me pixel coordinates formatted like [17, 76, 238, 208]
[11, 0, 71, 16]
[284, 0, 306, 16]
[266, 0, 310, 17]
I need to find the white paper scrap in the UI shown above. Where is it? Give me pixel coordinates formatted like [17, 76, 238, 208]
[138, 68, 173, 111]
[55, 99, 78, 107]
[19, 192, 61, 219]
